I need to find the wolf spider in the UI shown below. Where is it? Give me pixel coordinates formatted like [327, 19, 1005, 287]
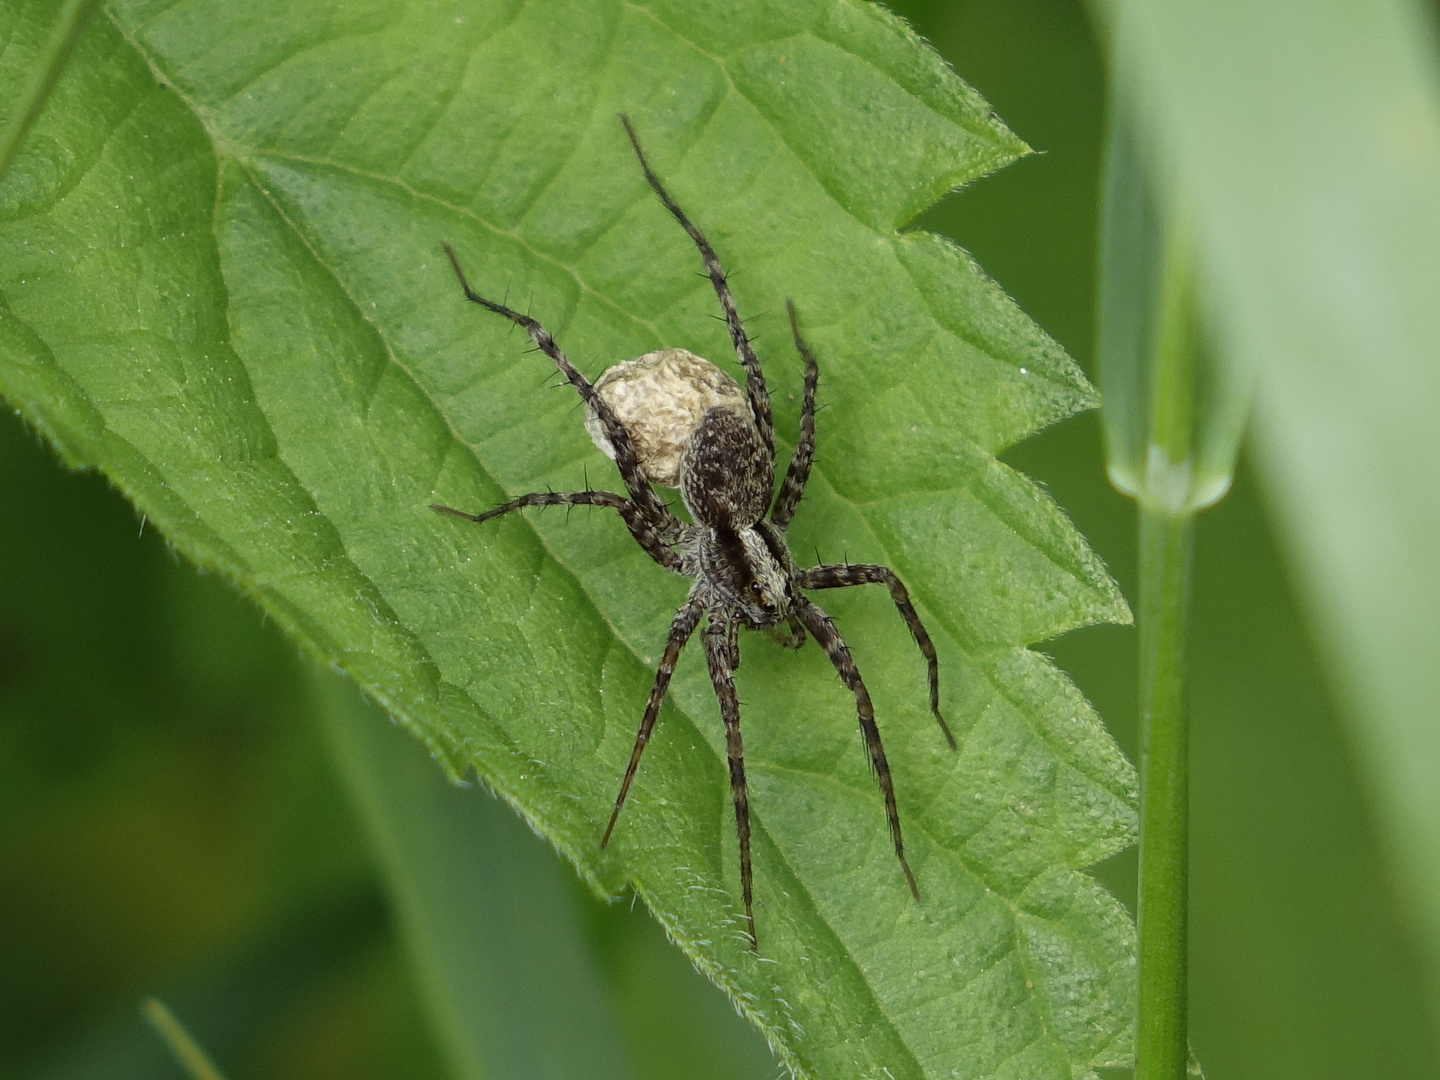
[433, 115, 955, 949]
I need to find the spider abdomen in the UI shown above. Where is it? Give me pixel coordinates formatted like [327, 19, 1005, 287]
[680, 407, 773, 529]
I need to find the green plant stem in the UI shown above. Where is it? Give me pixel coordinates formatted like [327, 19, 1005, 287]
[0, 0, 101, 182]
[140, 998, 229, 1080]
[1135, 506, 1193, 1079]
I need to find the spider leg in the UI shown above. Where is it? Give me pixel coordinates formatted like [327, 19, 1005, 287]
[703, 616, 759, 950]
[619, 115, 774, 457]
[769, 300, 820, 530]
[601, 594, 705, 848]
[725, 616, 741, 672]
[431, 490, 683, 573]
[441, 243, 678, 533]
[798, 563, 955, 750]
[763, 616, 807, 650]
[794, 597, 921, 901]
[785, 615, 808, 647]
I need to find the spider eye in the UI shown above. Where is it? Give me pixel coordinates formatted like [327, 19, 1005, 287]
[749, 582, 762, 595]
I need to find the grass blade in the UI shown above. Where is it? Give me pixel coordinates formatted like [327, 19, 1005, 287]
[316, 672, 637, 1080]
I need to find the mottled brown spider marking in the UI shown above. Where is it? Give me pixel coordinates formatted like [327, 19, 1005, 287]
[681, 408, 772, 529]
[432, 116, 954, 951]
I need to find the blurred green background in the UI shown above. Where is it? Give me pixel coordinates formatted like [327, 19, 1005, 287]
[3, 0, 1437, 1077]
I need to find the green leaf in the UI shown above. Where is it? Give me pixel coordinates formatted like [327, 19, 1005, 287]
[1096, 0, 1440, 1038]
[1097, 112, 1250, 515]
[0, 1, 1136, 1076]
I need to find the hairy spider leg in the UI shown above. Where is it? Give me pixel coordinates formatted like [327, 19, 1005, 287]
[619, 114, 774, 457]
[702, 617, 759, 949]
[439, 243, 677, 533]
[794, 598, 921, 901]
[725, 616, 741, 672]
[431, 491, 683, 572]
[770, 299, 820, 530]
[798, 564, 956, 749]
[763, 616, 807, 650]
[601, 595, 705, 848]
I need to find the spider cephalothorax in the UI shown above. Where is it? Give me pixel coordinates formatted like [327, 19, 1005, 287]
[433, 115, 955, 949]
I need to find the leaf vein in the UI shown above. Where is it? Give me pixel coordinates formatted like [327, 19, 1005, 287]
[508, 15, 623, 230]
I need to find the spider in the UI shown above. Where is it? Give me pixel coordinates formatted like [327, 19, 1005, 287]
[433, 115, 956, 949]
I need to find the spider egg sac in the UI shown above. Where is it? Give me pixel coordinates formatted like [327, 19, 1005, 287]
[584, 348, 750, 487]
